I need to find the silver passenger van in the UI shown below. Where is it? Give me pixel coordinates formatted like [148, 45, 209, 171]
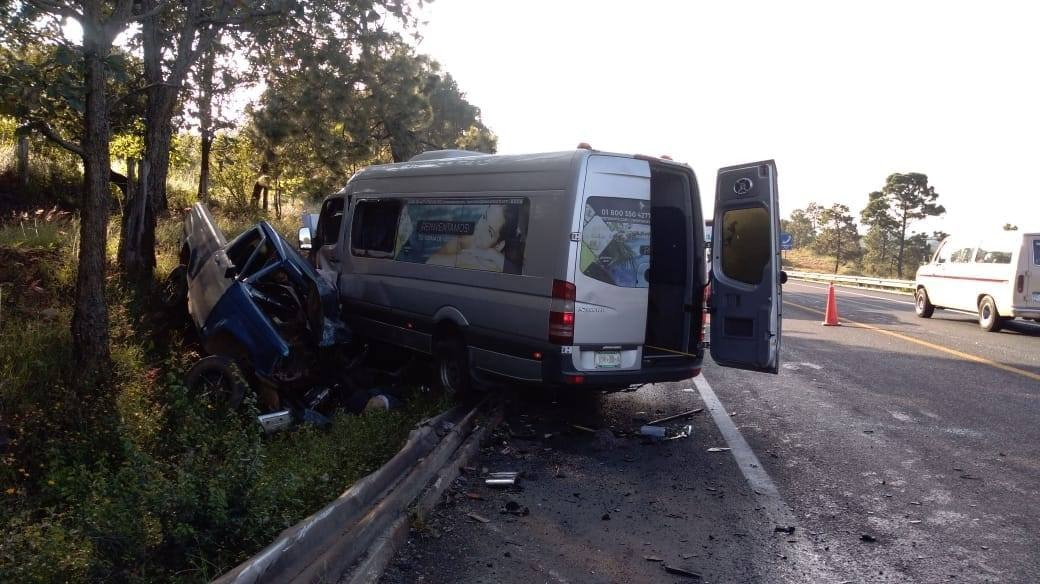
[301, 148, 783, 391]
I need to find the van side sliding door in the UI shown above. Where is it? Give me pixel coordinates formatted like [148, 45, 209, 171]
[709, 161, 782, 374]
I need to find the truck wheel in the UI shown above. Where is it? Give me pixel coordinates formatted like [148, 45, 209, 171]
[185, 355, 250, 411]
[435, 337, 472, 397]
[160, 265, 188, 314]
[914, 288, 934, 318]
[978, 296, 1003, 332]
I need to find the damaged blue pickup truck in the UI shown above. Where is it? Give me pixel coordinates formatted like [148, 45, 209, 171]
[164, 204, 360, 430]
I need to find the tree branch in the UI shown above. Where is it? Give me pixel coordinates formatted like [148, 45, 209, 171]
[20, 120, 83, 157]
[109, 82, 184, 111]
[25, 0, 83, 22]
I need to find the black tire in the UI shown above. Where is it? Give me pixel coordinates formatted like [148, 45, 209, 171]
[184, 355, 250, 411]
[978, 296, 1003, 333]
[434, 337, 472, 397]
[914, 288, 935, 318]
[160, 265, 188, 314]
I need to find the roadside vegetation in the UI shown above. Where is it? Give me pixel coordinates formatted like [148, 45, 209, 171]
[0, 1, 479, 580]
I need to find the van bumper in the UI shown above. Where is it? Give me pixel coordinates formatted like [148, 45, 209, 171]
[1011, 306, 1040, 319]
[541, 352, 703, 389]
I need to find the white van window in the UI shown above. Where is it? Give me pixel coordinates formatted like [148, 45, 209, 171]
[949, 245, 975, 263]
[934, 240, 952, 264]
[351, 200, 402, 257]
[393, 198, 529, 274]
[580, 197, 651, 288]
[1033, 239, 1040, 265]
[974, 243, 1012, 264]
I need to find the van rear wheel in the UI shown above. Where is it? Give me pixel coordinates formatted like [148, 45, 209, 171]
[435, 337, 472, 397]
[978, 296, 1003, 332]
[914, 288, 934, 318]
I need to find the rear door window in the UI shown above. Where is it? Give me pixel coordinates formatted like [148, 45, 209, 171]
[580, 196, 652, 288]
[1033, 239, 1040, 265]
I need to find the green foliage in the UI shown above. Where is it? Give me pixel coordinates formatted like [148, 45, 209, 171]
[813, 203, 860, 274]
[783, 207, 817, 249]
[859, 190, 900, 276]
[0, 212, 449, 582]
[880, 172, 945, 277]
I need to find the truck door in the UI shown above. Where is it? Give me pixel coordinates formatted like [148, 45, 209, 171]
[709, 160, 782, 373]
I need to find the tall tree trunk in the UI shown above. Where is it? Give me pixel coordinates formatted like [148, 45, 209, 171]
[15, 134, 29, 187]
[196, 47, 216, 204]
[897, 213, 908, 278]
[72, 27, 112, 375]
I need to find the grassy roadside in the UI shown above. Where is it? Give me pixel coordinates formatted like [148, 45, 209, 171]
[0, 206, 448, 583]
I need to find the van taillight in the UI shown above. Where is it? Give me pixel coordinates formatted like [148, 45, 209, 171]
[549, 279, 576, 344]
[1018, 274, 1025, 294]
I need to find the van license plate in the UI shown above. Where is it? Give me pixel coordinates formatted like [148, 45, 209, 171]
[595, 351, 622, 368]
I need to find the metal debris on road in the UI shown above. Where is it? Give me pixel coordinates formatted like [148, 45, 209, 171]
[663, 565, 702, 579]
[640, 425, 667, 439]
[774, 525, 796, 534]
[571, 424, 597, 433]
[466, 512, 490, 524]
[860, 534, 877, 542]
[643, 555, 663, 562]
[707, 447, 731, 453]
[647, 408, 704, 426]
[485, 471, 519, 487]
[640, 424, 693, 441]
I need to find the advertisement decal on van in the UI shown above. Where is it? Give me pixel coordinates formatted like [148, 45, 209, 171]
[580, 196, 652, 288]
[394, 198, 530, 274]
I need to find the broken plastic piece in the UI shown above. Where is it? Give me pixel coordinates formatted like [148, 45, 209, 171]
[707, 447, 731, 453]
[647, 408, 703, 426]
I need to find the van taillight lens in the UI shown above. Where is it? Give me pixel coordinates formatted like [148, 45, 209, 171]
[1018, 274, 1025, 293]
[549, 279, 576, 344]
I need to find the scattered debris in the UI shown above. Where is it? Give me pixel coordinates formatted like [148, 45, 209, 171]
[467, 512, 490, 524]
[485, 471, 519, 487]
[774, 525, 796, 535]
[640, 425, 667, 439]
[501, 501, 530, 516]
[860, 534, 877, 543]
[571, 424, 597, 433]
[959, 474, 981, 480]
[663, 565, 702, 579]
[640, 424, 693, 441]
[680, 553, 695, 560]
[908, 520, 922, 524]
[707, 447, 731, 453]
[863, 429, 875, 434]
[647, 408, 703, 426]
[681, 388, 696, 393]
[601, 513, 611, 521]
[465, 492, 483, 500]
[909, 501, 922, 506]
[643, 555, 663, 562]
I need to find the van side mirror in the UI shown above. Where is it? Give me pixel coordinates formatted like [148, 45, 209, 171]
[298, 227, 313, 250]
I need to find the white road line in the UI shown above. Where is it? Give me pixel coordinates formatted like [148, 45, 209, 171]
[695, 374, 837, 580]
[694, 375, 790, 519]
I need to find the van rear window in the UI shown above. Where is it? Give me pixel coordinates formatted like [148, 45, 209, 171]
[1033, 239, 1040, 265]
[580, 197, 651, 288]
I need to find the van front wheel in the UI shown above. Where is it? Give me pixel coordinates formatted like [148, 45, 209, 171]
[914, 288, 934, 318]
[435, 337, 472, 397]
[978, 296, 1003, 332]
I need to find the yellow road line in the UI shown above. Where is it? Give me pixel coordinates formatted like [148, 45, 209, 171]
[783, 299, 1040, 383]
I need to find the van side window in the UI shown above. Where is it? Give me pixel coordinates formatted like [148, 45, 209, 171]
[1033, 240, 1040, 265]
[949, 245, 976, 263]
[934, 241, 952, 264]
[974, 245, 1012, 264]
[316, 197, 345, 246]
[351, 200, 402, 257]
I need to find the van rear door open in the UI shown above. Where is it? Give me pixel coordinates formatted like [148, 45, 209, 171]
[710, 161, 782, 373]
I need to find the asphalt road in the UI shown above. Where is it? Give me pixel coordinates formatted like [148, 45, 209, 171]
[381, 280, 1040, 583]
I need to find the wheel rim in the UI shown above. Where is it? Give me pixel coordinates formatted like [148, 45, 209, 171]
[197, 370, 231, 404]
[981, 303, 992, 323]
[439, 357, 459, 393]
[916, 293, 925, 311]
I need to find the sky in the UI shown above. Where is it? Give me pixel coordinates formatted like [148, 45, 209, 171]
[414, 0, 1040, 235]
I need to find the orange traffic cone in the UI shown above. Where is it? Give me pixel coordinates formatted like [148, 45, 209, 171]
[822, 283, 841, 326]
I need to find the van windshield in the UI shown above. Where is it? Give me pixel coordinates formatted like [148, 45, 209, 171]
[580, 197, 651, 288]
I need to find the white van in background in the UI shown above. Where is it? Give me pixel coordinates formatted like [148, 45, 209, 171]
[914, 231, 1040, 331]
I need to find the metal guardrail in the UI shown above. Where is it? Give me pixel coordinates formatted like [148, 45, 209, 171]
[786, 270, 916, 292]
